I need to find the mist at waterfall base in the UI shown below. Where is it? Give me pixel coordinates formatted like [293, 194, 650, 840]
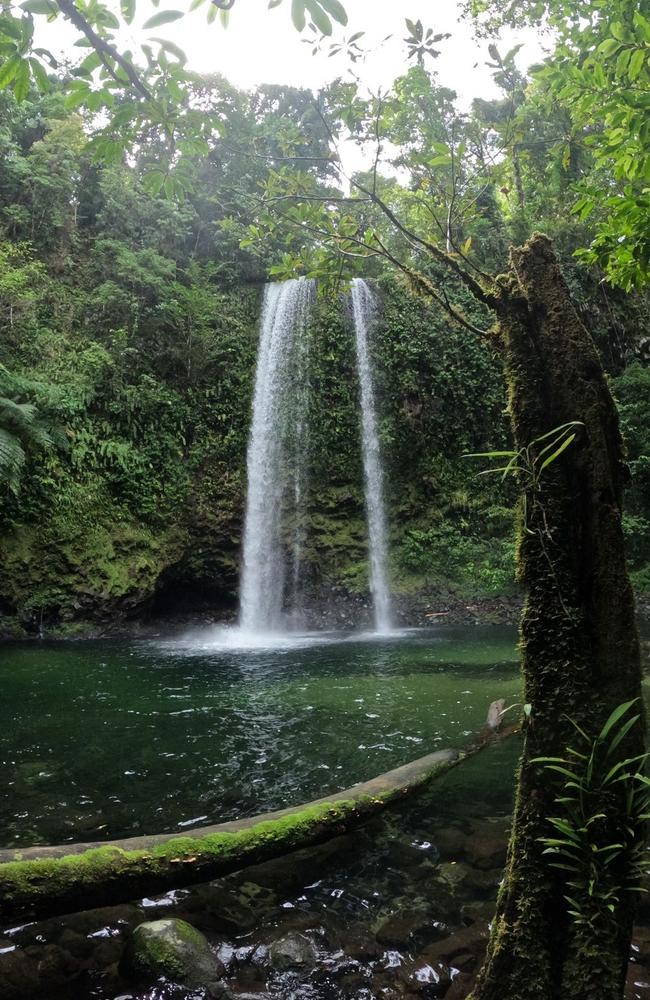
[205, 278, 396, 650]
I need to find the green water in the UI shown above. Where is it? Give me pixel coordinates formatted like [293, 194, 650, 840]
[0, 626, 519, 847]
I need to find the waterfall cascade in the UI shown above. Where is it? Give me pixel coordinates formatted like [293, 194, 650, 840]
[350, 279, 393, 633]
[239, 277, 392, 634]
[239, 279, 314, 632]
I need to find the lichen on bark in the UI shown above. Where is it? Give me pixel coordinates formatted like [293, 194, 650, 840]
[468, 235, 644, 1000]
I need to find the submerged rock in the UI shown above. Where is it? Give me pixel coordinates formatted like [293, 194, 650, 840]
[268, 931, 318, 970]
[120, 918, 224, 994]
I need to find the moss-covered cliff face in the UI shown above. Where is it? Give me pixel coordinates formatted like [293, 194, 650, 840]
[0, 277, 519, 634]
[1, 90, 647, 635]
[2, 267, 649, 635]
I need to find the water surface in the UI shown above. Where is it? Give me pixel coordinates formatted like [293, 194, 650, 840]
[0, 626, 519, 846]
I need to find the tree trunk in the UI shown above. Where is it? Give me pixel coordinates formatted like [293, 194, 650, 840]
[469, 235, 643, 1000]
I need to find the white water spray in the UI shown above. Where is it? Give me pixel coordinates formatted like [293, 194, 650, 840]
[350, 279, 393, 632]
[239, 279, 314, 632]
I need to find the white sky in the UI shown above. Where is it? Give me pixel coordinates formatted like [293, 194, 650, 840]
[38, 0, 549, 107]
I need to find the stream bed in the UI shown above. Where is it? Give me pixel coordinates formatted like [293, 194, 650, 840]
[2, 626, 649, 1000]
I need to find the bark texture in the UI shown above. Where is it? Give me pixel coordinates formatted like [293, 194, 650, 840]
[469, 234, 643, 1000]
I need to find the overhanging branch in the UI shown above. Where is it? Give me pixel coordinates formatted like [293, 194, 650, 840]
[55, 0, 152, 101]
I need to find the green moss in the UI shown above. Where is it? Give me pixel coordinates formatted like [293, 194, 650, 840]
[0, 749, 462, 922]
[0, 799, 359, 920]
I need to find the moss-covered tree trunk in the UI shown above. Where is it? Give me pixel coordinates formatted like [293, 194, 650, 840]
[469, 235, 643, 1000]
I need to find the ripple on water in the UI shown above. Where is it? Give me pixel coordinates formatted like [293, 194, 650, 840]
[1, 626, 519, 845]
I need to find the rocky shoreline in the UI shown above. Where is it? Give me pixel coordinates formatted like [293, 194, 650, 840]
[3, 739, 650, 1000]
[0, 589, 525, 641]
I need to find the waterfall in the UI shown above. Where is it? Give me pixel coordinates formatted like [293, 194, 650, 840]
[350, 278, 393, 632]
[239, 279, 314, 633]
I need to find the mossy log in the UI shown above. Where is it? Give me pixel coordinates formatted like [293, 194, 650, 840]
[0, 747, 459, 926]
[469, 235, 644, 1000]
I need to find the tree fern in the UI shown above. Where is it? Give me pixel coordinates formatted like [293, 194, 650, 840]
[0, 367, 61, 493]
[0, 426, 26, 495]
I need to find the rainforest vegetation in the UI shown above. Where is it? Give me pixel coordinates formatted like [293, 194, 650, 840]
[0, 21, 648, 634]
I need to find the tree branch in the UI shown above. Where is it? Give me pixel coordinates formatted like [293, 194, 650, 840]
[259, 199, 491, 340]
[352, 175, 499, 308]
[55, 0, 153, 101]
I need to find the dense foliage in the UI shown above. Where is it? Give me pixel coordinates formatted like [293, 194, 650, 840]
[0, 28, 648, 633]
[0, 83, 508, 633]
[0, 67, 650, 628]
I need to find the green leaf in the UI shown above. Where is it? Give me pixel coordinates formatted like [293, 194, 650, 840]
[539, 432, 577, 472]
[120, 0, 136, 24]
[291, 0, 306, 31]
[28, 56, 49, 92]
[427, 154, 452, 167]
[606, 714, 641, 757]
[143, 10, 184, 29]
[151, 37, 187, 62]
[305, 0, 331, 35]
[533, 421, 583, 446]
[628, 49, 645, 83]
[597, 38, 622, 57]
[599, 700, 638, 742]
[0, 56, 21, 90]
[142, 169, 166, 195]
[634, 11, 650, 42]
[463, 451, 518, 459]
[77, 51, 103, 76]
[318, 0, 347, 25]
[12, 58, 30, 101]
[615, 47, 632, 78]
[64, 81, 91, 109]
[20, 0, 57, 12]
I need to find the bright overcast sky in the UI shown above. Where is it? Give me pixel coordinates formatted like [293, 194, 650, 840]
[38, 0, 549, 106]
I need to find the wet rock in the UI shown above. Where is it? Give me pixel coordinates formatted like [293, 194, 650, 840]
[215, 942, 236, 970]
[272, 908, 323, 935]
[57, 928, 95, 960]
[120, 918, 224, 995]
[438, 862, 500, 895]
[437, 862, 471, 891]
[91, 938, 122, 968]
[461, 900, 495, 925]
[18, 943, 79, 993]
[464, 867, 502, 893]
[268, 931, 318, 970]
[250, 944, 269, 967]
[626, 961, 650, 999]
[222, 992, 274, 1000]
[444, 970, 475, 999]
[374, 893, 452, 949]
[431, 826, 467, 857]
[432, 820, 508, 871]
[375, 908, 433, 948]
[0, 949, 41, 1000]
[419, 922, 489, 968]
[337, 970, 371, 994]
[449, 950, 476, 972]
[386, 839, 438, 870]
[400, 959, 451, 998]
[461, 827, 507, 871]
[633, 926, 650, 966]
[341, 925, 382, 962]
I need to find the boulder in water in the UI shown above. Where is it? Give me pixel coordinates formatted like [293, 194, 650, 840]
[268, 931, 318, 970]
[120, 918, 224, 994]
